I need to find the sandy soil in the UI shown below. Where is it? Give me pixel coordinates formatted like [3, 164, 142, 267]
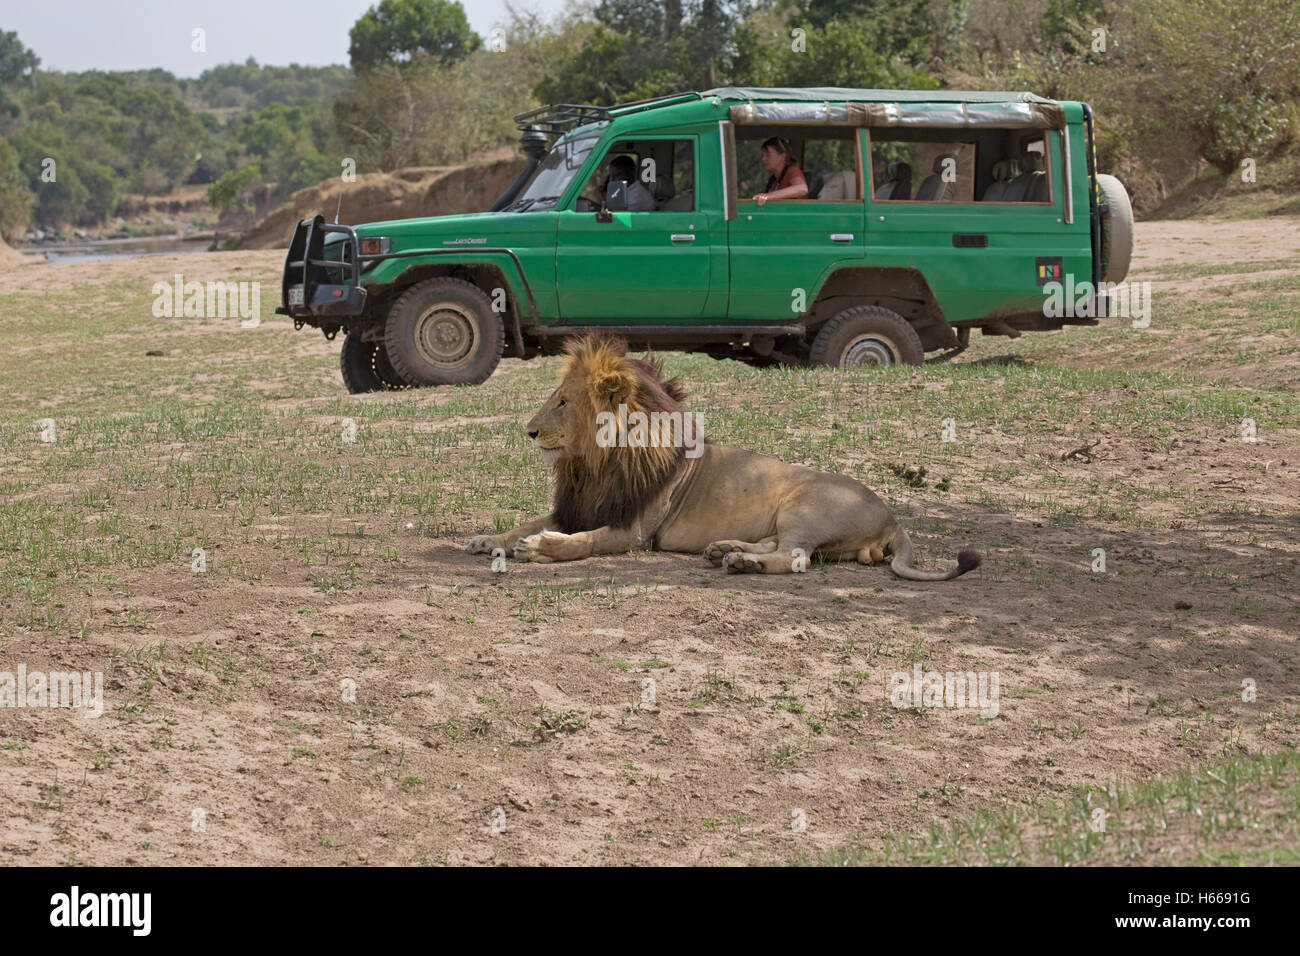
[1132, 218, 1300, 267]
[1, 219, 1298, 866]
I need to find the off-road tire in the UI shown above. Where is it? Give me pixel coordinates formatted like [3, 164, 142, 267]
[384, 278, 503, 387]
[1097, 173, 1133, 284]
[372, 340, 410, 389]
[809, 305, 924, 368]
[340, 333, 388, 394]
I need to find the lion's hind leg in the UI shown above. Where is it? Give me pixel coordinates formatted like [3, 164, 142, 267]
[721, 541, 816, 574]
[855, 543, 890, 565]
[816, 541, 889, 565]
[704, 536, 777, 566]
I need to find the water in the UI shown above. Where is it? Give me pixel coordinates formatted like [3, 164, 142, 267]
[16, 234, 215, 264]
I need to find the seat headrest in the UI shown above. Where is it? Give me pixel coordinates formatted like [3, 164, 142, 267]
[992, 159, 1018, 181]
[1020, 152, 1045, 173]
[933, 153, 957, 175]
[887, 161, 911, 179]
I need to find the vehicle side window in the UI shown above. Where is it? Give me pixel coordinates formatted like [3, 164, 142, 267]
[578, 138, 695, 212]
[869, 139, 976, 203]
[734, 128, 862, 202]
[868, 129, 1053, 205]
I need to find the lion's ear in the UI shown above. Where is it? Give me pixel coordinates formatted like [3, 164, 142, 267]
[589, 366, 637, 408]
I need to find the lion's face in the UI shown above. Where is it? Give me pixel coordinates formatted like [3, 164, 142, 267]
[527, 376, 588, 467]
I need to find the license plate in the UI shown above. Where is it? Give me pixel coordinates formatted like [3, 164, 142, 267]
[287, 284, 304, 307]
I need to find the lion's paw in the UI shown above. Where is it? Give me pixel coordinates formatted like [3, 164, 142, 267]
[511, 532, 556, 563]
[467, 534, 502, 555]
[722, 551, 764, 574]
[704, 541, 743, 566]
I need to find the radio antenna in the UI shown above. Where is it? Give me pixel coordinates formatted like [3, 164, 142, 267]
[334, 186, 344, 224]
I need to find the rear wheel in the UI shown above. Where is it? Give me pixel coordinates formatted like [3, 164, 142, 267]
[384, 278, 503, 387]
[809, 305, 924, 368]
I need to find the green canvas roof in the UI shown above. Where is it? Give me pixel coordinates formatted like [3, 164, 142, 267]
[704, 87, 1057, 104]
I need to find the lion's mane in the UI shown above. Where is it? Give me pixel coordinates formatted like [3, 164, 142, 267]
[552, 334, 700, 534]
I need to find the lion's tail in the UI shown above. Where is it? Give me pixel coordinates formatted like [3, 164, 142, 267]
[889, 529, 982, 582]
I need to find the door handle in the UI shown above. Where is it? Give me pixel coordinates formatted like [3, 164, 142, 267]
[830, 233, 854, 242]
[670, 234, 695, 242]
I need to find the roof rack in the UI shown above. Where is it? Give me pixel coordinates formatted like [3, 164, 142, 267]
[513, 91, 703, 133]
[512, 104, 609, 135]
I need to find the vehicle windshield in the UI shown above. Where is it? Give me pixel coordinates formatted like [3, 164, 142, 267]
[505, 135, 599, 212]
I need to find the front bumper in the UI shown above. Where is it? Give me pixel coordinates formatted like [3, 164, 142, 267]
[275, 215, 368, 326]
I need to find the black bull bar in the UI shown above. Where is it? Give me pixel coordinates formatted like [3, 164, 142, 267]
[275, 215, 367, 328]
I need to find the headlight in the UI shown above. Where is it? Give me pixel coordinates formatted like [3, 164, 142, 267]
[359, 237, 391, 256]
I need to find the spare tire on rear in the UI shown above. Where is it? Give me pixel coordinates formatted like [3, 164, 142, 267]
[1096, 173, 1133, 284]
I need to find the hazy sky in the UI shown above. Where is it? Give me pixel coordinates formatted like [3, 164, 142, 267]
[5, 0, 571, 76]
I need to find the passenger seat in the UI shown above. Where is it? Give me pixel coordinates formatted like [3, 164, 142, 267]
[1017, 152, 1049, 203]
[914, 154, 958, 202]
[873, 161, 912, 200]
[818, 169, 857, 200]
[653, 173, 675, 207]
[981, 158, 1019, 201]
[996, 153, 1048, 203]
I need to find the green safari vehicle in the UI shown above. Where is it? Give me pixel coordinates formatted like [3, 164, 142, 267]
[275, 87, 1134, 392]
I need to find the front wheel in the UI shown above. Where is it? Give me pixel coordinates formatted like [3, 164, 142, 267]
[809, 305, 924, 368]
[384, 278, 503, 387]
[340, 332, 409, 393]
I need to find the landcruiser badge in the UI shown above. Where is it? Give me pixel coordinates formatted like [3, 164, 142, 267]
[1035, 256, 1063, 285]
[443, 237, 487, 245]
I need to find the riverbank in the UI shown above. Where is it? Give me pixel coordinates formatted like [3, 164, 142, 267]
[10, 233, 216, 264]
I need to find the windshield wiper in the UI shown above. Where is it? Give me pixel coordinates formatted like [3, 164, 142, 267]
[506, 194, 562, 213]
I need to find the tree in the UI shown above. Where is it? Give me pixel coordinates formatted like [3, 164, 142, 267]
[0, 139, 33, 238]
[208, 164, 261, 216]
[536, 0, 748, 105]
[0, 31, 39, 86]
[348, 0, 481, 71]
[1041, 0, 1105, 58]
[793, 0, 932, 62]
[731, 11, 935, 90]
[1129, 0, 1300, 172]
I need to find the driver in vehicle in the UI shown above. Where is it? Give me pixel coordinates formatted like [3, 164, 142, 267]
[752, 136, 808, 206]
[601, 155, 657, 211]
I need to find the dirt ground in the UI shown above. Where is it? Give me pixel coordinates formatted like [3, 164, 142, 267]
[1, 217, 1298, 866]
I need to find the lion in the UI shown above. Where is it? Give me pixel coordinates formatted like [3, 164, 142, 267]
[467, 333, 981, 579]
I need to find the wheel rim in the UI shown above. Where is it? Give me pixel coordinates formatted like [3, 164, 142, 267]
[842, 333, 901, 367]
[414, 304, 476, 367]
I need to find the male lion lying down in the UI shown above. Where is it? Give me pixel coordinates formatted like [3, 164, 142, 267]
[468, 334, 981, 579]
